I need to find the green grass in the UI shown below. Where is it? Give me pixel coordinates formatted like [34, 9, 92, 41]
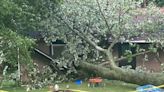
[0, 80, 138, 92]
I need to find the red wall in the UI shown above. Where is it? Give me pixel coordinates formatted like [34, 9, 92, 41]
[136, 50, 164, 72]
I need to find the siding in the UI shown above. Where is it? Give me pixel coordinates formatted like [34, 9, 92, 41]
[136, 50, 164, 72]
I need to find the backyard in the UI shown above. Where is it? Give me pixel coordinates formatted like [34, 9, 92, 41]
[0, 0, 164, 92]
[1, 80, 138, 92]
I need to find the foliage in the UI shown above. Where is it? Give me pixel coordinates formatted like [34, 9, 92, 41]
[153, 0, 164, 7]
[0, 28, 34, 66]
[0, 28, 34, 87]
[0, 0, 35, 85]
[27, 63, 72, 89]
[9, 0, 62, 35]
[39, 0, 164, 72]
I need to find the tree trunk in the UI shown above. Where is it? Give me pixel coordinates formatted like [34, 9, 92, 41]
[79, 61, 164, 85]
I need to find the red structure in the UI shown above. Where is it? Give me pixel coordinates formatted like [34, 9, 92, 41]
[88, 77, 103, 87]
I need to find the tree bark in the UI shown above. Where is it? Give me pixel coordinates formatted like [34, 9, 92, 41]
[79, 61, 164, 85]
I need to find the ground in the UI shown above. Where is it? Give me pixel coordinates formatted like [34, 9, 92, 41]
[0, 80, 138, 92]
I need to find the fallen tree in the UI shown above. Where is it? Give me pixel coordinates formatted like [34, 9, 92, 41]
[40, 0, 164, 85]
[80, 61, 164, 85]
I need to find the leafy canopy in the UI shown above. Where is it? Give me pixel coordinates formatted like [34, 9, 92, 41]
[40, 0, 164, 69]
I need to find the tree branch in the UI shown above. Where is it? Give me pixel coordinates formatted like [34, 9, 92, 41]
[107, 3, 130, 52]
[100, 50, 152, 66]
[115, 50, 152, 62]
[62, 19, 106, 52]
[107, 6, 132, 52]
[107, 34, 121, 52]
[96, 0, 114, 35]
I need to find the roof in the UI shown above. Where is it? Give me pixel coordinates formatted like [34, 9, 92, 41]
[24, 31, 42, 39]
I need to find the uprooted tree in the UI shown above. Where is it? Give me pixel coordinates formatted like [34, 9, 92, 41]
[40, 0, 164, 85]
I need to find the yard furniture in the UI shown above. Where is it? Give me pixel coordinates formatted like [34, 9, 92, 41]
[88, 77, 103, 87]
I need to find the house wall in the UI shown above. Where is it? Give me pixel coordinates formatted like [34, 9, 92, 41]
[112, 43, 164, 72]
[36, 39, 51, 56]
[31, 42, 66, 73]
[32, 52, 50, 70]
[136, 49, 164, 72]
[36, 39, 66, 58]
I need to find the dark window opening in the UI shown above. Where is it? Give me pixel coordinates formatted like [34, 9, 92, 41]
[51, 39, 65, 44]
[50, 39, 66, 58]
[118, 43, 136, 69]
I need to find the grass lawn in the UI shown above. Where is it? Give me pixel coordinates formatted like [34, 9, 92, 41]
[0, 80, 138, 92]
